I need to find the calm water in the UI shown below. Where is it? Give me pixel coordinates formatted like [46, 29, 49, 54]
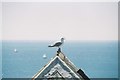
[2, 40, 118, 78]
[0, 41, 2, 79]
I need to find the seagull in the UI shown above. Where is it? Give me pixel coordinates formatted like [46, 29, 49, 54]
[48, 38, 65, 48]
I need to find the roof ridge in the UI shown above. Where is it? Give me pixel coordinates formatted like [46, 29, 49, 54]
[32, 51, 87, 80]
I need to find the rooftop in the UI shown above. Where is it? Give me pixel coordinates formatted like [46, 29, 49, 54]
[32, 48, 90, 80]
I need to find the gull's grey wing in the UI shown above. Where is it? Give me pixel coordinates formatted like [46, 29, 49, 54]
[53, 42, 62, 47]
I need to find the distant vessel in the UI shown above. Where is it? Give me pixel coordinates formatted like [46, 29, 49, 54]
[14, 49, 18, 53]
[43, 54, 47, 59]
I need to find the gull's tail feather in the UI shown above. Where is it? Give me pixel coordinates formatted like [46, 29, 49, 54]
[48, 45, 54, 47]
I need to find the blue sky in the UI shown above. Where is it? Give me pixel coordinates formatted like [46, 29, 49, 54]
[1, 1, 118, 41]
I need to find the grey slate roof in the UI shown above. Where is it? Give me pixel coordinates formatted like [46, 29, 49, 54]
[32, 51, 90, 80]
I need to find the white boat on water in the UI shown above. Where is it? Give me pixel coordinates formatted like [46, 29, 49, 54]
[14, 49, 18, 53]
[43, 54, 47, 59]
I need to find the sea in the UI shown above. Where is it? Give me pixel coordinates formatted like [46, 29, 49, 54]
[1, 40, 118, 79]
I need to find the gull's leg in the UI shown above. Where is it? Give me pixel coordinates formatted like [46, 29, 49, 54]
[57, 47, 61, 53]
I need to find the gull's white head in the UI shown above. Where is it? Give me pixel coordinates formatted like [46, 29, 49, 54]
[61, 38, 65, 42]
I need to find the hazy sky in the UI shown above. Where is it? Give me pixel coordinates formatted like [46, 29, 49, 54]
[2, 2, 118, 41]
[0, 2, 2, 41]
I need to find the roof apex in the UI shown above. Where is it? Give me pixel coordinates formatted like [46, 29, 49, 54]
[32, 51, 88, 80]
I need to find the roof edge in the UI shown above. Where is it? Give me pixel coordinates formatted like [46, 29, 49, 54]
[32, 51, 89, 80]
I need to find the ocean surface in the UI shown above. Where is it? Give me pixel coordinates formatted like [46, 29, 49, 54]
[0, 41, 2, 79]
[2, 40, 118, 78]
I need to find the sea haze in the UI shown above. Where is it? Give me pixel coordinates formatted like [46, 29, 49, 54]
[2, 40, 118, 78]
[0, 41, 2, 79]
